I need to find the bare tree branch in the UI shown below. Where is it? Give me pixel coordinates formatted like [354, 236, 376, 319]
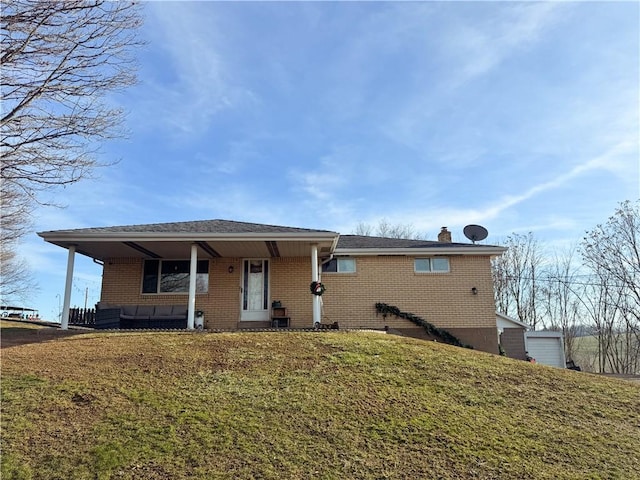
[580, 200, 640, 373]
[491, 232, 545, 328]
[353, 218, 427, 239]
[0, 0, 143, 304]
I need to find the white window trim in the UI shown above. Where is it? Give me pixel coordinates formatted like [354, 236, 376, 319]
[322, 257, 357, 274]
[414, 257, 450, 273]
[141, 259, 209, 295]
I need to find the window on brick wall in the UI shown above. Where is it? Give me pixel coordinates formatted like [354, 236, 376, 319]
[322, 257, 356, 273]
[142, 259, 209, 294]
[414, 257, 449, 273]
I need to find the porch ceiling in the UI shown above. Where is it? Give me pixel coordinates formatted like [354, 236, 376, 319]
[42, 238, 337, 261]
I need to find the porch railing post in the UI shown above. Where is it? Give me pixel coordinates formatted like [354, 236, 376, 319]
[311, 244, 321, 327]
[187, 243, 197, 330]
[61, 245, 76, 330]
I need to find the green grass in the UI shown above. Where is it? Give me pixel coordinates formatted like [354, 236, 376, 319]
[573, 334, 640, 373]
[572, 335, 600, 372]
[2, 330, 639, 479]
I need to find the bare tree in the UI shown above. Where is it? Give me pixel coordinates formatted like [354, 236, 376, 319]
[580, 200, 640, 373]
[0, 246, 34, 303]
[541, 246, 582, 362]
[353, 222, 374, 236]
[577, 267, 617, 372]
[0, 182, 33, 301]
[0, 182, 32, 244]
[491, 232, 544, 328]
[492, 248, 515, 319]
[581, 201, 640, 328]
[354, 218, 426, 239]
[0, 0, 143, 303]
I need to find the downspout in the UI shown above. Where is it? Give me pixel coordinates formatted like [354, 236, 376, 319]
[316, 252, 337, 326]
[317, 255, 333, 324]
[320, 254, 334, 266]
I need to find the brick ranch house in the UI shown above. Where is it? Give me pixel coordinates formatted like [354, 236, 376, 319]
[38, 219, 506, 354]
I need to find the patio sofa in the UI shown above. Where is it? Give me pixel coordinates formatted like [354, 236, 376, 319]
[95, 304, 188, 329]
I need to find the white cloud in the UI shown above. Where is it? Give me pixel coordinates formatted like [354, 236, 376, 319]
[349, 139, 637, 239]
[508, 217, 578, 235]
[196, 140, 263, 176]
[446, 2, 566, 88]
[380, 2, 567, 152]
[132, 3, 257, 139]
[21, 237, 64, 277]
[496, 139, 637, 208]
[294, 172, 344, 202]
[171, 186, 282, 224]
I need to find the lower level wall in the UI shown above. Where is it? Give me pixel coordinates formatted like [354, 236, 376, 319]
[389, 326, 499, 354]
[447, 328, 499, 354]
[500, 328, 527, 360]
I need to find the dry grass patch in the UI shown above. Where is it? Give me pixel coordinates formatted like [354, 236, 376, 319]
[2, 330, 639, 479]
[0, 319, 86, 348]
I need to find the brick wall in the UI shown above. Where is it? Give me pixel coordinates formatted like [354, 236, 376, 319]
[100, 257, 317, 330]
[320, 255, 498, 353]
[99, 253, 498, 352]
[320, 256, 496, 326]
[270, 258, 314, 328]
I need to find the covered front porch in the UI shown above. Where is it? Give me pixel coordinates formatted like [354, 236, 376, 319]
[38, 220, 340, 331]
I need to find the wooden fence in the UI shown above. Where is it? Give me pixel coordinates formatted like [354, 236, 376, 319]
[69, 308, 96, 326]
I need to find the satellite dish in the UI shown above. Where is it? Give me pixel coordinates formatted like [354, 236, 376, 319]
[463, 224, 488, 244]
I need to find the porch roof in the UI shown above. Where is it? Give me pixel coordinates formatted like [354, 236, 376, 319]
[38, 219, 340, 261]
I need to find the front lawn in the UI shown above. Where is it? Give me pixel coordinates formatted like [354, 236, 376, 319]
[2, 330, 639, 479]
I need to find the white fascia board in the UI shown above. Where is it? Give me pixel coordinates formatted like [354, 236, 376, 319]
[39, 231, 340, 243]
[496, 312, 531, 329]
[329, 236, 340, 253]
[334, 246, 507, 256]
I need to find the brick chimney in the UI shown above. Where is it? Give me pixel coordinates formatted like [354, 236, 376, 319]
[438, 226, 452, 243]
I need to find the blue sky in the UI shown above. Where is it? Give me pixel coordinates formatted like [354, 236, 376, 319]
[23, 1, 639, 321]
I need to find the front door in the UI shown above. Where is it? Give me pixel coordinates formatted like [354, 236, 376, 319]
[241, 259, 269, 321]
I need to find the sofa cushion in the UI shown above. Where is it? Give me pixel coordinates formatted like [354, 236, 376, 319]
[171, 305, 188, 317]
[119, 304, 188, 323]
[135, 305, 155, 319]
[153, 305, 174, 317]
[151, 305, 188, 321]
[121, 305, 137, 316]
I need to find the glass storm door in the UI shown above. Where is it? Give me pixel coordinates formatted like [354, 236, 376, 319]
[241, 259, 269, 321]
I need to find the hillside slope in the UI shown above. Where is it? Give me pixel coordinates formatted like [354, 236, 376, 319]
[2, 330, 639, 479]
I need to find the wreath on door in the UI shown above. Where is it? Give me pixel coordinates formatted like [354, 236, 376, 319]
[310, 281, 326, 296]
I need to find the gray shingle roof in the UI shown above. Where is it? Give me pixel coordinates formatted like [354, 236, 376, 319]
[38, 220, 504, 256]
[41, 219, 338, 235]
[336, 235, 500, 249]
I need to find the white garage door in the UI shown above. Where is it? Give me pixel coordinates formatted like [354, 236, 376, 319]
[525, 332, 566, 368]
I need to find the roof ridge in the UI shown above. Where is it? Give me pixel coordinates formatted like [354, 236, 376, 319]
[38, 219, 339, 235]
[341, 234, 439, 241]
[336, 235, 503, 249]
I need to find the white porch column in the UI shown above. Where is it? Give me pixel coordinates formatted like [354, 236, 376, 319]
[311, 244, 321, 326]
[187, 244, 198, 330]
[60, 245, 76, 330]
